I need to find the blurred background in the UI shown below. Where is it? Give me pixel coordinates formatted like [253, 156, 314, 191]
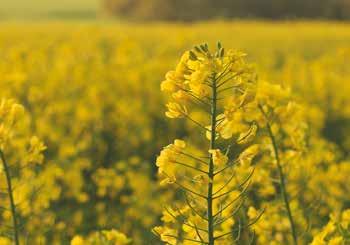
[0, 1, 349, 244]
[1, 0, 350, 20]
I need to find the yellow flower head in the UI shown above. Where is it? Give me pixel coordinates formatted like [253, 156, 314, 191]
[70, 235, 84, 245]
[239, 144, 259, 166]
[165, 102, 188, 118]
[237, 124, 258, 144]
[102, 229, 131, 244]
[209, 149, 228, 166]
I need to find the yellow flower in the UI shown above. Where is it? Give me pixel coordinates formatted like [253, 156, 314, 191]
[341, 209, 350, 228]
[172, 90, 188, 102]
[256, 81, 290, 107]
[161, 71, 181, 92]
[153, 226, 177, 244]
[102, 229, 131, 244]
[209, 149, 228, 166]
[174, 139, 186, 149]
[239, 144, 259, 166]
[156, 139, 186, 182]
[27, 136, 47, 164]
[189, 81, 211, 98]
[9, 103, 24, 123]
[161, 207, 178, 223]
[323, 221, 336, 234]
[247, 206, 258, 219]
[0, 237, 11, 245]
[238, 86, 256, 107]
[161, 80, 177, 92]
[175, 51, 190, 74]
[237, 124, 258, 144]
[329, 237, 343, 245]
[165, 102, 188, 118]
[70, 235, 84, 245]
[160, 176, 176, 186]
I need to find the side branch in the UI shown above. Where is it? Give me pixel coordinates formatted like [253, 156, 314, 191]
[163, 172, 207, 199]
[212, 168, 254, 200]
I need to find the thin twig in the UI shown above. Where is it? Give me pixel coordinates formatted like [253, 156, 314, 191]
[213, 168, 254, 200]
[170, 160, 209, 175]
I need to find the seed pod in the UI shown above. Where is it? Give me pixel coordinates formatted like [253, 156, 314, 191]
[200, 44, 208, 52]
[189, 51, 197, 60]
[220, 48, 225, 57]
[194, 46, 202, 53]
[217, 42, 222, 50]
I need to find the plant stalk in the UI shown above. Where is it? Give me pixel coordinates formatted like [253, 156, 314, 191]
[0, 149, 20, 245]
[265, 122, 298, 245]
[208, 75, 217, 245]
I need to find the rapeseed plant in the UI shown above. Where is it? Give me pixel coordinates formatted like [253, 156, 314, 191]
[154, 43, 311, 244]
[0, 99, 46, 244]
[154, 43, 259, 244]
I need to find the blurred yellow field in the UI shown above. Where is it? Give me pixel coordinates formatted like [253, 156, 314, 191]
[0, 21, 349, 244]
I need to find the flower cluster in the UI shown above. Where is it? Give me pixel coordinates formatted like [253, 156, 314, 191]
[155, 42, 312, 245]
[71, 229, 131, 245]
[0, 99, 47, 244]
[311, 209, 350, 244]
[156, 43, 283, 244]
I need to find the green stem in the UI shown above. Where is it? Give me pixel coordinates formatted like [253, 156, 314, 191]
[264, 120, 298, 245]
[208, 74, 217, 245]
[0, 150, 20, 245]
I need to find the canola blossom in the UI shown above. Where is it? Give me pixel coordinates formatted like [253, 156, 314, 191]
[71, 229, 131, 245]
[154, 43, 310, 244]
